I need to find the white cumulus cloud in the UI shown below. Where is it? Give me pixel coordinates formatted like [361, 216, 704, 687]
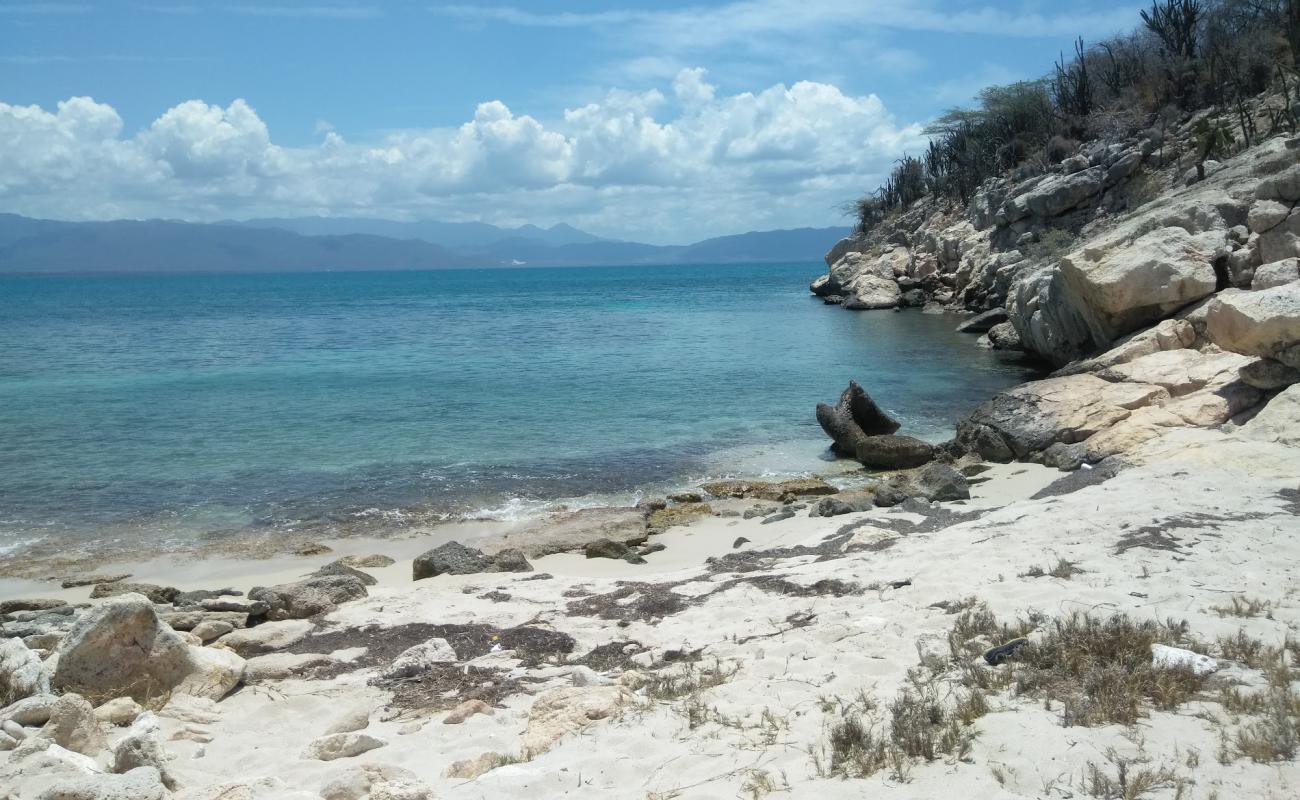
[0, 69, 926, 242]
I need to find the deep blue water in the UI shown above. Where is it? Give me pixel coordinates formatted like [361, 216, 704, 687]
[0, 263, 1035, 555]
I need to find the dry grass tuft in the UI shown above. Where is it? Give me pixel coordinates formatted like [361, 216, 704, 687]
[1081, 748, 1186, 799]
[1210, 596, 1273, 619]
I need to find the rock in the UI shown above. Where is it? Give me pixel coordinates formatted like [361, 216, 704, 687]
[646, 503, 712, 532]
[53, 593, 243, 703]
[243, 652, 335, 682]
[311, 562, 377, 587]
[177, 645, 244, 701]
[815, 381, 901, 456]
[810, 492, 875, 517]
[0, 599, 67, 616]
[214, 619, 312, 657]
[521, 686, 635, 758]
[1056, 318, 1196, 375]
[443, 698, 494, 724]
[172, 589, 241, 606]
[569, 665, 612, 687]
[490, 548, 534, 573]
[987, 321, 1022, 350]
[59, 574, 131, 589]
[1248, 199, 1291, 233]
[302, 732, 387, 761]
[112, 729, 176, 789]
[905, 463, 971, 502]
[158, 611, 247, 632]
[760, 508, 796, 524]
[94, 697, 142, 726]
[411, 541, 493, 580]
[1252, 257, 1299, 289]
[375, 638, 457, 681]
[481, 507, 649, 559]
[444, 751, 514, 780]
[247, 575, 368, 620]
[957, 375, 1168, 461]
[955, 307, 1008, 333]
[1256, 208, 1300, 263]
[2, 637, 51, 705]
[853, 434, 935, 470]
[292, 542, 333, 556]
[583, 539, 632, 560]
[842, 274, 902, 309]
[1239, 358, 1300, 390]
[1151, 644, 1217, 675]
[809, 273, 834, 296]
[1255, 163, 1300, 203]
[872, 485, 910, 507]
[338, 554, 395, 569]
[1241, 384, 1300, 447]
[190, 621, 234, 644]
[36, 766, 171, 800]
[89, 583, 180, 605]
[0, 730, 16, 750]
[43, 693, 104, 755]
[196, 598, 268, 615]
[1059, 226, 1220, 342]
[1, 692, 58, 726]
[667, 491, 703, 503]
[324, 707, 370, 735]
[1205, 283, 1300, 368]
[1020, 166, 1104, 217]
[732, 537, 750, 548]
[320, 764, 427, 800]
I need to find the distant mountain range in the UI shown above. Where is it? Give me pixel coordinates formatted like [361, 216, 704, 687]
[0, 213, 849, 274]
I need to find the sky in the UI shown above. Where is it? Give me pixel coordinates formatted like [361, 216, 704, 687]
[1, 1, 1147, 244]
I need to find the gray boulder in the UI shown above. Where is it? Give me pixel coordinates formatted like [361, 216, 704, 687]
[411, 541, 494, 581]
[248, 575, 368, 620]
[491, 548, 534, 573]
[987, 321, 1022, 350]
[816, 381, 901, 457]
[88, 583, 179, 605]
[1239, 358, 1300, 390]
[907, 463, 971, 502]
[810, 492, 875, 517]
[854, 435, 934, 470]
[1, 693, 58, 726]
[112, 730, 176, 789]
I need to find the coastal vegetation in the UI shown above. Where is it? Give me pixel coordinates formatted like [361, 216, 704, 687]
[852, 0, 1300, 231]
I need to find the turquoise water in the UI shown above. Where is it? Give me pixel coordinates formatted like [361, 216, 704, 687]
[0, 264, 1036, 556]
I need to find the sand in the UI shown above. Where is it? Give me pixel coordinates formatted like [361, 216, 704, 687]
[3, 427, 1298, 799]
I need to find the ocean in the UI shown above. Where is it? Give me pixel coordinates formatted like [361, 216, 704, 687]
[0, 263, 1037, 559]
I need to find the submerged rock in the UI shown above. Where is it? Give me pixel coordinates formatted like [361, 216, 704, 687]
[955, 307, 1008, 333]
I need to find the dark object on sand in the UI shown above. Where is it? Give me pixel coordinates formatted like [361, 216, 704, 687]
[983, 637, 1030, 666]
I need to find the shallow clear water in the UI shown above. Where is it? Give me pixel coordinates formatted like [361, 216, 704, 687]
[0, 263, 1037, 555]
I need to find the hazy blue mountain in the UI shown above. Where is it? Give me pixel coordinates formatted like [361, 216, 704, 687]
[0, 215, 474, 273]
[224, 216, 606, 249]
[0, 214, 849, 273]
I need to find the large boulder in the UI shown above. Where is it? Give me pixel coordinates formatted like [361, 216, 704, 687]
[904, 463, 971, 502]
[1205, 283, 1300, 368]
[51, 593, 244, 703]
[1059, 226, 1220, 343]
[956, 374, 1169, 461]
[1020, 166, 1105, 218]
[815, 381, 901, 456]
[955, 308, 1008, 334]
[214, 619, 312, 657]
[842, 274, 902, 310]
[411, 541, 493, 581]
[853, 435, 935, 470]
[1252, 258, 1299, 289]
[1, 638, 50, 705]
[248, 575, 368, 620]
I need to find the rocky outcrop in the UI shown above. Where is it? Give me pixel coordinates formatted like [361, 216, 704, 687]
[700, 478, 837, 501]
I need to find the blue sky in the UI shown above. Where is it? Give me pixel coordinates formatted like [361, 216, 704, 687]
[1, 1, 1146, 243]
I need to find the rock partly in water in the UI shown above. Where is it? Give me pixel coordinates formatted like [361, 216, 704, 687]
[955, 308, 1008, 333]
[815, 381, 901, 456]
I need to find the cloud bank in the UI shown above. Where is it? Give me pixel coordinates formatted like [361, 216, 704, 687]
[0, 70, 924, 242]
